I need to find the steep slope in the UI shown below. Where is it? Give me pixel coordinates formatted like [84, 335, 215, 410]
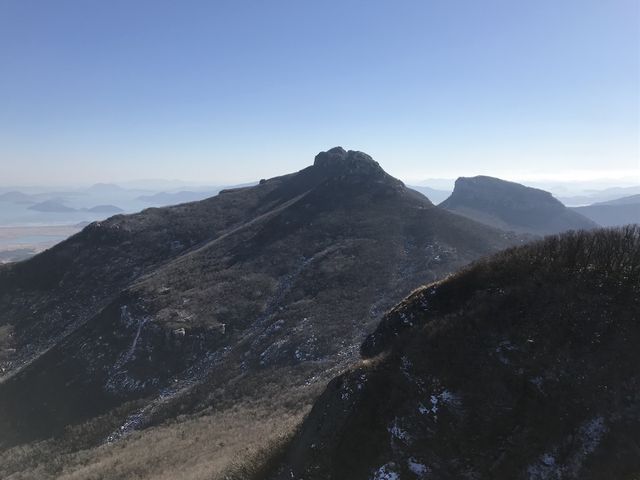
[0, 148, 519, 477]
[572, 194, 640, 227]
[440, 176, 597, 235]
[276, 226, 640, 480]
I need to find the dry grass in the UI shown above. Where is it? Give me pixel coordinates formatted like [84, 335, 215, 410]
[1, 402, 306, 480]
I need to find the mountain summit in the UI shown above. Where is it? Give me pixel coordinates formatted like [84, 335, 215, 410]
[313, 147, 390, 180]
[440, 175, 597, 235]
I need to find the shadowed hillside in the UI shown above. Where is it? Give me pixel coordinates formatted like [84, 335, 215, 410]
[572, 194, 640, 227]
[275, 226, 640, 480]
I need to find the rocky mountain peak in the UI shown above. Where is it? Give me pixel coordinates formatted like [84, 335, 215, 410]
[313, 147, 386, 179]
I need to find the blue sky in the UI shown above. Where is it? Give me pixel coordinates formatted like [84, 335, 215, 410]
[1, 0, 638, 185]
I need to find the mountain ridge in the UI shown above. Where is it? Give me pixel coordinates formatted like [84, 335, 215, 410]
[0, 148, 520, 477]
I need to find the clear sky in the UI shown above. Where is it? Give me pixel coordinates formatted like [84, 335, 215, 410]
[1, 0, 638, 186]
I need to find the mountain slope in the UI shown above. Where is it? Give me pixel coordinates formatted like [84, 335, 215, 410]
[276, 226, 640, 480]
[440, 176, 598, 235]
[572, 194, 640, 227]
[0, 148, 519, 478]
[593, 194, 640, 206]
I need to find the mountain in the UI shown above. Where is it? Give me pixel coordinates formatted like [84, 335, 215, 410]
[406, 185, 451, 204]
[137, 185, 256, 206]
[572, 194, 640, 227]
[0, 191, 34, 204]
[594, 194, 640, 206]
[87, 183, 128, 194]
[0, 147, 519, 478]
[559, 186, 640, 207]
[86, 204, 125, 214]
[440, 176, 598, 235]
[275, 226, 640, 480]
[27, 200, 76, 212]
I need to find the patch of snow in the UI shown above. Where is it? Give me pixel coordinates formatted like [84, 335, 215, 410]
[530, 376, 544, 389]
[579, 416, 606, 455]
[400, 355, 414, 381]
[430, 394, 439, 415]
[399, 311, 414, 326]
[541, 453, 556, 466]
[341, 383, 353, 401]
[371, 463, 400, 480]
[495, 340, 517, 365]
[439, 389, 460, 406]
[419, 389, 462, 420]
[527, 416, 607, 479]
[527, 452, 561, 480]
[388, 417, 410, 442]
[407, 457, 430, 477]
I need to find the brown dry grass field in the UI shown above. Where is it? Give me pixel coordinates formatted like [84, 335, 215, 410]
[0, 401, 307, 480]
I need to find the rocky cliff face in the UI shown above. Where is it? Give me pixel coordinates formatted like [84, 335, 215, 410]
[275, 226, 640, 480]
[440, 176, 597, 235]
[0, 148, 519, 476]
[313, 147, 392, 182]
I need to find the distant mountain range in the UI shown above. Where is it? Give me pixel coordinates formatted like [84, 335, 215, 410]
[136, 189, 222, 205]
[27, 200, 124, 214]
[406, 185, 451, 204]
[27, 200, 77, 212]
[0, 191, 34, 204]
[571, 194, 640, 227]
[558, 185, 640, 207]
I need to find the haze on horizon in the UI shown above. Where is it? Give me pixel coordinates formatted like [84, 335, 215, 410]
[1, 0, 638, 187]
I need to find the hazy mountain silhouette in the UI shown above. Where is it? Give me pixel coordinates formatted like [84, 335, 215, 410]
[85, 204, 125, 214]
[440, 176, 597, 235]
[0, 191, 35, 204]
[136, 189, 222, 205]
[572, 194, 640, 227]
[27, 200, 76, 212]
[559, 186, 640, 207]
[406, 185, 451, 204]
